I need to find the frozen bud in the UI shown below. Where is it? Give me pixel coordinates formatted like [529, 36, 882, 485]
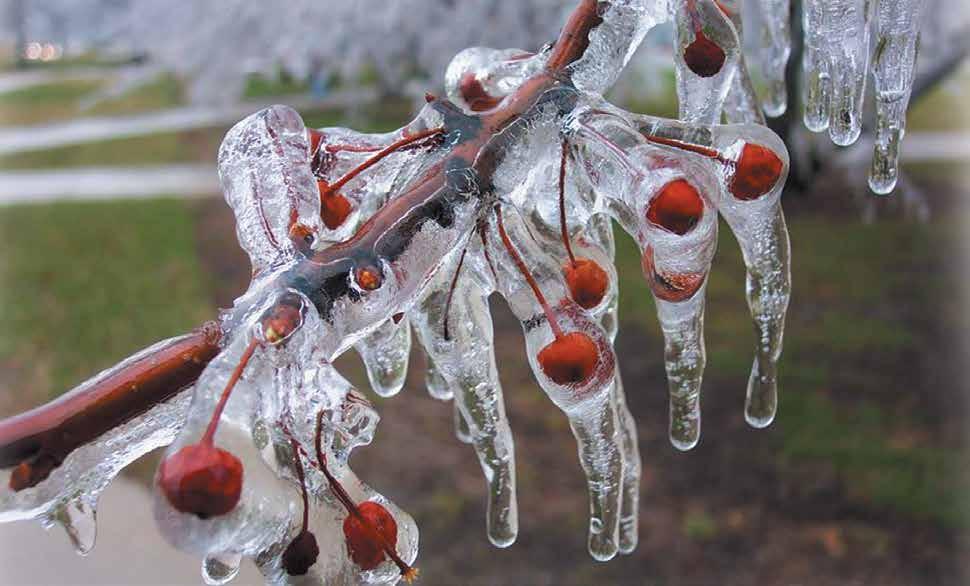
[354, 264, 384, 291]
[459, 72, 502, 112]
[260, 292, 307, 345]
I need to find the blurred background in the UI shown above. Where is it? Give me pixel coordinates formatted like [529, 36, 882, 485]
[0, 1, 968, 584]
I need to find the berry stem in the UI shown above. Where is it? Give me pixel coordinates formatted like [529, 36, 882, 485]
[289, 438, 311, 533]
[442, 246, 468, 341]
[313, 411, 415, 579]
[494, 205, 564, 340]
[558, 138, 577, 266]
[324, 128, 444, 197]
[644, 135, 728, 164]
[201, 338, 259, 446]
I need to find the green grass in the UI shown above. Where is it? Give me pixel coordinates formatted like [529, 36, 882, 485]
[85, 73, 184, 117]
[778, 389, 969, 528]
[907, 72, 970, 132]
[243, 71, 310, 100]
[0, 78, 103, 125]
[0, 199, 214, 399]
[614, 211, 968, 528]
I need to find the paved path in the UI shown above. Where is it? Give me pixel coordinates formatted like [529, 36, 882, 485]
[0, 165, 219, 204]
[0, 89, 374, 155]
[0, 475, 263, 585]
[0, 68, 111, 95]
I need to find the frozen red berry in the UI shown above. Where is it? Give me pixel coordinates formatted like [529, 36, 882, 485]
[641, 246, 706, 303]
[343, 501, 399, 570]
[282, 530, 320, 576]
[563, 259, 609, 310]
[647, 179, 704, 235]
[729, 143, 783, 201]
[158, 443, 243, 519]
[683, 31, 725, 77]
[538, 332, 599, 386]
[318, 180, 353, 229]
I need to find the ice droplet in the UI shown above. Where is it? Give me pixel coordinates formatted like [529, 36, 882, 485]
[55, 497, 97, 556]
[202, 552, 242, 585]
[453, 402, 473, 444]
[868, 0, 925, 195]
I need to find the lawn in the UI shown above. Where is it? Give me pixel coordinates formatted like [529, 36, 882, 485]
[0, 199, 214, 401]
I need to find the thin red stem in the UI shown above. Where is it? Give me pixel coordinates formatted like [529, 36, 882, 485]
[644, 135, 729, 165]
[325, 143, 383, 155]
[478, 224, 499, 282]
[494, 206, 564, 339]
[313, 411, 413, 577]
[201, 338, 258, 445]
[442, 247, 468, 341]
[686, 0, 703, 32]
[558, 139, 577, 266]
[289, 438, 311, 533]
[325, 128, 443, 196]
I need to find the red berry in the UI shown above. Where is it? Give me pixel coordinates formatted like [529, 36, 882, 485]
[343, 502, 399, 570]
[641, 246, 706, 303]
[683, 31, 725, 78]
[647, 179, 704, 235]
[729, 143, 783, 201]
[318, 180, 353, 229]
[282, 530, 320, 576]
[563, 259, 609, 310]
[158, 443, 243, 519]
[538, 332, 599, 386]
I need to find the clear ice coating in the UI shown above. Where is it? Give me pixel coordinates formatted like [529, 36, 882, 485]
[18, 0, 940, 582]
[869, 0, 926, 194]
[721, 0, 928, 193]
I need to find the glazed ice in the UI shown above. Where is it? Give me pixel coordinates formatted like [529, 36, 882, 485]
[0, 1, 835, 584]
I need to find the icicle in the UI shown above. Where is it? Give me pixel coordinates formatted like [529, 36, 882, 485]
[671, 0, 742, 125]
[582, 216, 640, 555]
[354, 317, 412, 398]
[485, 205, 622, 561]
[869, 0, 925, 194]
[202, 552, 242, 585]
[802, 0, 872, 145]
[754, 0, 792, 117]
[453, 402, 473, 444]
[54, 496, 97, 555]
[719, 0, 769, 126]
[411, 249, 518, 548]
[569, 109, 717, 449]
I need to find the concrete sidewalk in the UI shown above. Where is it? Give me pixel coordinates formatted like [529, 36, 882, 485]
[0, 475, 263, 585]
[0, 165, 219, 204]
[0, 89, 374, 155]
